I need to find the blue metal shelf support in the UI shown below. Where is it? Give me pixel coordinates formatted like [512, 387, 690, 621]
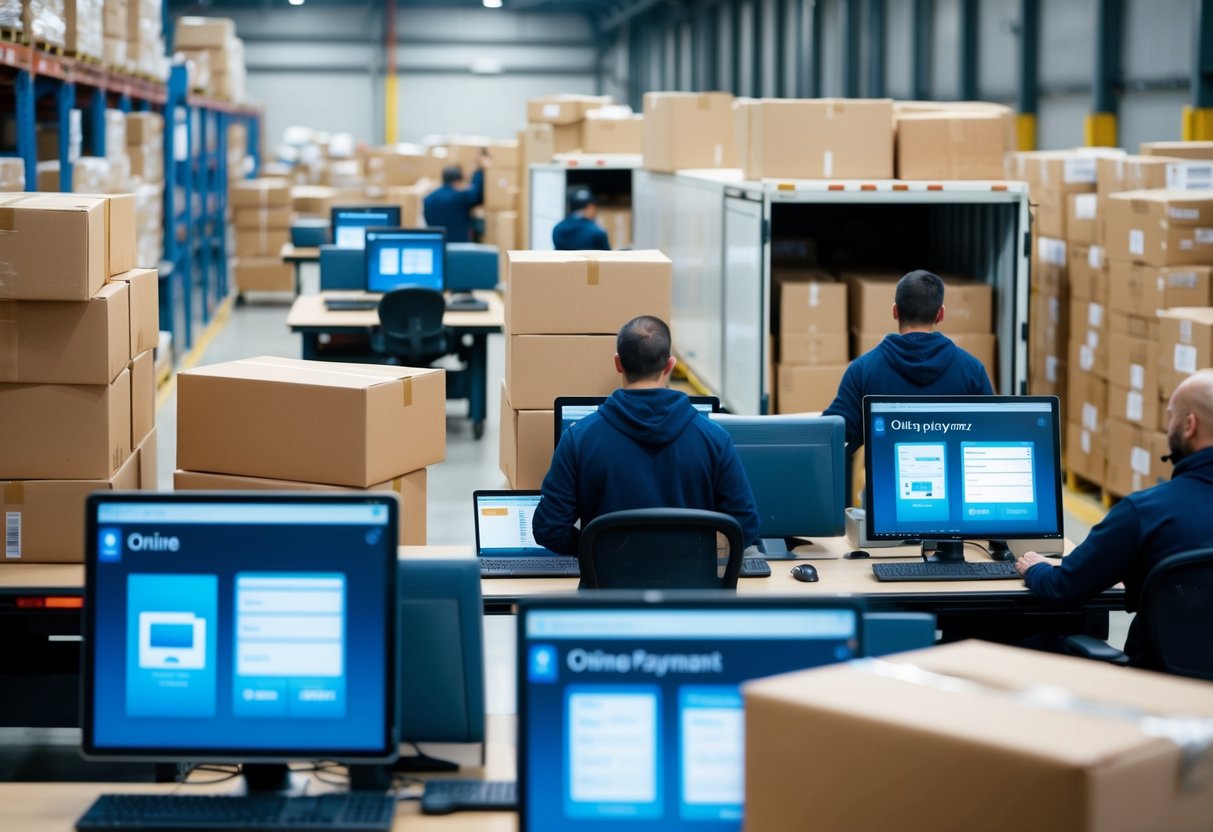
[15, 71, 36, 189]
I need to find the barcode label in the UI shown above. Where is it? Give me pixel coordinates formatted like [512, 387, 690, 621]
[5, 512, 20, 559]
[1129, 229, 1144, 256]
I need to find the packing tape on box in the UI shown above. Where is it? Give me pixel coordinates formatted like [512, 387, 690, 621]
[569, 254, 600, 285]
[696, 95, 711, 110]
[391, 476, 404, 494]
[3, 482, 22, 505]
[851, 657, 1213, 792]
[401, 376, 412, 407]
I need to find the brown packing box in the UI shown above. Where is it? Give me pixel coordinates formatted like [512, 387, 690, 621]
[1108, 382, 1160, 429]
[108, 268, 159, 356]
[778, 274, 848, 336]
[596, 206, 632, 250]
[1033, 236, 1068, 295]
[291, 185, 337, 217]
[174, 16, 235, 49]
[1065, 421, 1106, 483]
[1107, 261, 1213, 317]
[526, 94, 611, 126]
[485, 140, 520, 170]
[1066, 193, 1098, 245]
[895, 109, 1008, 181]
[505, 251, 672, 335]
[125, 112, 163, 145]
[504, 335, 619, 410]
[379, 151, 442, 187]
[643, 92, 738, 173]
[173, 468, 428, 545]
[1140, 140, 1213, 159]
[581, 115, 644, 155]
[1104, 190, 1213, 267]
[846, 272, 992, 334]
[743, 641, 1213, 832]
[1067, 367, 1108, 433]
[779, 334, 849, 367]
[1006, 150, 1099, 199]
[740, 98, 894, 180]
[1067, 300, 1109, 378]
[499, 383, 555, 490]
[1037, 197, 1067, 240]
[235, 257, 293, 293]
[0, 194, 107, 301]
[1067, 243, 1108, 305]
[521, 123, 556, 165]
[776, 364, 846, 413]
[234, 228, 290, 257]
[484, 210, 518, 256]
[233, 206, 292, 230]
[0, 368, 132, 479]
[550, 123, 581, 155]
[1109, 310, 1160, 342]
[0, 282, 129, 385]
[1158, 307, 1213, 396]
[1104, 419, 1171, 497]
[73, 193, 136, 276]
[129, 349, 154, 447]
[1029, 291, 1067, 355]
[485, 167, 519, 212]
[1107, 334, 1159, 396]
[0, 429, 155, 564]
[177, 356, 446, 487]
[230, 178, 292, 209]
[1029, 350, 1065, 401]
[1096, 154, 1177, 210]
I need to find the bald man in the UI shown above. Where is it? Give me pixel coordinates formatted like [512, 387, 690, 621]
[1015, 369, 1213, 669]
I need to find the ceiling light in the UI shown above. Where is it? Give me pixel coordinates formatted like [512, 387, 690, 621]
[483, 0, 503, 8]
[288, 0, 304, 6]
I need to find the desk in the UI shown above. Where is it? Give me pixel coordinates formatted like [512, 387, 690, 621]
[286, 291, 504, 438]
[280, 244, 321, 296]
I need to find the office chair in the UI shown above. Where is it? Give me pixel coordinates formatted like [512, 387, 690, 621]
[371, 287, 450, 366]
[1063, 548, 1213, 680]
[578, 508, 744, 590]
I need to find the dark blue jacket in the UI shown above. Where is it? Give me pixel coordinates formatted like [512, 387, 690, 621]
[552, 213, 610, 250]
[823, 332, 993, 451]
[1024, 446, 1213, 670]
[422, 169, 483, 243]
[532, 388, 760, 555]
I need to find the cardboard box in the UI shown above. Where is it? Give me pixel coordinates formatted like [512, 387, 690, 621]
[128, 348, 154, 447]
[173, 468, 428, 545]
[233, 206, 292, 230]
[0, 367, 132, 479]
[1107, 334, 1159, 397]
[1030, 349, 1065, 400]
[643, 92, 738, 173]
[1140, 140, 1213, 159]
[1068, 299, 1109, 378]
[1107, 261, 1213, 318]
[504, 335, 619, 410]
[1066, 193, 1098, 245]
[1067, 243, 1108, 305]
[74, 193, 136, 276]
[485, 139, 520, 170]
[485, 167, 519, 212]
[291, 185, 337, 217]
[895, 109, 1008, 180]
[596, 205, 632, 250]
[174, 16, 235, 49]
[779, 276, 848, 336]
[177, 356, 446, 487]
[0, 281, 129, 385]
[505, 250, 672, 335]
[376, 150, 442, 188]
[234, 227, 290, 257]
[1104, 419, 1170, 496]
[499, 383, 555, 490]
[743, 641, 1213, 832]
[1066, 420, 1106, 483]
[779, 333, 849, 366]
[740, 98, 894, 180]
[234, 257, 293, 293]
[526, 94, 611, 126]
[776, 364, 846, 413]
[125, 111, 163, 145]
[846, 272, 991, 334]
[230, 178, 292, 209]
[1109, 310, 1161, 342]
[1108, 382, 1159, 429]
[1158, 307, 1213, 396]
[108, 268, 159, 356]
[484, 210, 518, 255]
[1067, 367, 1107, 432]
[1029, 291, 1067, 354]
[0, 194, 107, 301]
[581, 114, 644, 155]
[550, 123, 581, 155]
[521, 123, 556, 165]
[1033, 236, 1068, 295]
[1007, 150, 1100, 199]
[1095, 154, 1177, 211]
[1104, 190, 1213, 266]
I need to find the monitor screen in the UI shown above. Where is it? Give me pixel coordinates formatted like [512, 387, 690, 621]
[82, 494, 398, 762]
[554, 396, 720, 446]
[330, 206, 403, 249]
[863, 395, 1063, 542]
[473, 491, 561, 559]
[365, 228, 446, 294]
[518, 595, 862, 832]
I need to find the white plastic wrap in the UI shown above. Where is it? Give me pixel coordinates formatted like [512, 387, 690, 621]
[25, 0, 66, 48]
[0, 158, 25, 192]
[71, 156, 111, 192]
[66, 0, 103, 59]
[104, 108, 126, 160]
[0, 0, 22, 30]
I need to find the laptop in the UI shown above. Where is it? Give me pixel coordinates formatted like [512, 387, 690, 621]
[473, 490, 770, 579]
[553, 395, 721, 446]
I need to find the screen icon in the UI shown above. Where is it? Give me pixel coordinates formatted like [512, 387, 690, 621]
[529, 645, 558, 683]
[98, 528, 122, 562]
[138, 611, 207, 670]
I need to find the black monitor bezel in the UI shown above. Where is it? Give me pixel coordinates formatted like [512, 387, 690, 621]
[552, 395, 721, 446]
[81, 491, 399, 764]
[363, 226, 447, 294]
[861, 394, 1064, 543]
[328, 204, 403, 247]
[472, 489, 562, 558]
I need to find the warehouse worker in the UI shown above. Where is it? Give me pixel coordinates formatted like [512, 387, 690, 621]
[1016, 370, 1213, 670]
[533, 315, 760, 556]
[423, 164, 484, 243]
[552, 187, 610, 251]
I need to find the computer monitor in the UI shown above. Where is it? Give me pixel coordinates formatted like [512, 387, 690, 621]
[318, 244, 366, 291]
[364, 227, 446, 294]
[709, 413, 846, 557]
[554, 395, 721, 446]
[862, 395, 1064, 561]
[329, 205, 403, 249]
[82, 493, 398, 792]
[518, 593, 863, 832]
[472, 490, 563, 559]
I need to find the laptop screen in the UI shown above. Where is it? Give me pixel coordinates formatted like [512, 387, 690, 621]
[330, 206, 403, 249]
[365, 228, 446, 294]
[518, 596, 862, 831]
[474, 492, 561, 558]
[555, 396, 720, 445]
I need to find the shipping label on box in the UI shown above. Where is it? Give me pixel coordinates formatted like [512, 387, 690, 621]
[499, 382, 555, 490]
[504, 335, 619, 410]
[779, 277, 848, 336]
[0, 194, 107, 301]
[1165, 161, 1213, 190]
[1109, 383, 1159, 430]
[1104, 419, 1170, 497]
[1158, 307, 1213, 396]
[1104, 190, 1213, 266]
[0, 281, 129, 385]
[776, 364, 847, 413]
[1107, 334, 1158, 396]
[1108, 261, 1213, 317]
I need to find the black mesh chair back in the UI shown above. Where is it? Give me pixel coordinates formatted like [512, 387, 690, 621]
[1143, 548, 1213, 681]
[578, 508, 744, 590]
[374, 287, 448, 363]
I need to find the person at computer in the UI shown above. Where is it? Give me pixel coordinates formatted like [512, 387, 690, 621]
[552, 187, 610, 251]
[532, 315, 760, 556]
[1014, 369, 1213, 670]
[422, 162, 484, 243]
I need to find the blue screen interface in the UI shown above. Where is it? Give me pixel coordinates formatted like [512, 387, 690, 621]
[866, 399, 1062, 538]
[522, 606, 859, 831]
[559, 402, 713, 441]
[476, 494, 560, 558]
[331, 208, 401, 249]
[89, 501, 392, 754]
[366, 230, 444, 293]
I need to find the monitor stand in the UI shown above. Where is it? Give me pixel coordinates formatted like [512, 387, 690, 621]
[392, 748, 459, 774]
[987, 539, 1015, 562]
[240, 764, 299, 795]
[754, 537, 800, 560]
[922, 539, 1015, 563]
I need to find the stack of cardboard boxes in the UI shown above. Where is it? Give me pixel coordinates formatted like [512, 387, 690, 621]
[174, 16, 246, 103]
[65, 0, 104, 61]
[102, 0, 129, 70]
[500, 251, 673, 489]
[0, 193, 159, 563]
[774, 270, 849, 413]
[174, 356, 446, 545]
[127, 111, 164, 269]
[483, 139, 521, 279]
[126, 0, 167, 78]
[230, 178, 293, 293]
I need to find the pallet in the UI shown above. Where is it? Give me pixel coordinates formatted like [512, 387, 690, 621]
[0, 27, 23, 45]
[31, 39, 64, 56]
[66, 50, 103, 65]
[1065, 470, 1120, 509]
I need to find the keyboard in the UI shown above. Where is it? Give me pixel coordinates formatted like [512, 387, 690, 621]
[479, 557, 771, 579]
[421, 780, 517, 815]
[325, 298, 379, 311]
[76, 792, 395, 831]
[740, 557, 772, 578]
[871, 561, 1021, 582]
[446, 294, 489, 312]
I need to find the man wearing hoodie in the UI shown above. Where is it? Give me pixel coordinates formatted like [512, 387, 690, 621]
[532, 315, 760, 556]
[1014, 370, 1213, 670]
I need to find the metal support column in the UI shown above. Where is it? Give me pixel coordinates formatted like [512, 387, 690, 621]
[913, 0, 932, 100]
[845, 0, 861, 98]
[15, 71, 36, 190]
[751, 0, 763, 97]
[1017, 0, 1039, 150]
[1186, 0, 1213, 139]
[216, 112, 230, 300]
[774, 0, 787, 97]
[960, 0, 978, 100]
[795, 0, 807, 96]
[672, 15, 683, 90]
[89, 87, 107, 158]
[731, 0, 742, 95]
[1087, 0, 1122, 147]
[810, 0, 823, 97]
[867, 0, 885, 97]
[58, 82, 75, 190]
[705, 4, 719, 91]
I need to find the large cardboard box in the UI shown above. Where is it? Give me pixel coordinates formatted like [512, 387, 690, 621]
[233, 206, 292, 230]
[779, 275, 847, 336]
[0, 194, 107, 301]
[1066, 193, 1098, 245]
[1104, 190, 1213, 267]
[504, 335, 619, 410]
[776, 364, 846, 413]
[1107, 334, 1159, 399]
[1096, 154, 1177, 211]
[1140, 139, 1213, 159]
[485, 167, 519, 212]
[174, 16, 235, 49]
[895, 109, 1008, 180]
[1108, 382, 1159, 429]
[1158, 307, 1213, 396]
[109, 267, 159, 357]
[526, 94, 610, 126]
[0, 282, 129, 384]
[499, 383, 555, 490]
[1033, 236, 1068, 295]
[1068, 300, 1109, 378]
[1067, 243, 1108, 305]
[177, 356, 446, 487]
[1066, 420, 1106, 483]
[581, 113, 644, 155]
[234, 227, 290, 258]
[485, 139, 520, 170]
[1068, 366, 1108, 433]
[740, 98, 894, 180]
[780, 333, 849, 367]
[173, 468, 428, 545]
[291, 185, 337, 217]
[234, 257, 293, 293]
[1107, 261, 1213, 318]
[643, 92, 738, 173]
[521, 123, 556, 166]
[229, 178, 292, 209]
[505, 250, 672, 335]
[1104, 419, 1170, 497]
[743, 641, 1213, 832]
[0, 368, 132, 479]
[74, 193, 136, 276]
[846, 272, 991, 334]
[596, 205, 633, 250]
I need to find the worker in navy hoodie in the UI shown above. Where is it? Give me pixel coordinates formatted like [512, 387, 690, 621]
[423, 163, 484, 243]
[1016, 370, 1213, 670]
[551, 187, 610, 251]
[533, 315, 760, 556]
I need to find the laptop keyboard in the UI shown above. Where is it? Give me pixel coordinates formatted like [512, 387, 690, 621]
[480, 557, 771, 579]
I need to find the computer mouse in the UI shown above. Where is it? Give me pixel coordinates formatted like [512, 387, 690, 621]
[790, 564, 819, 582]
[844, 550, 871, 559]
